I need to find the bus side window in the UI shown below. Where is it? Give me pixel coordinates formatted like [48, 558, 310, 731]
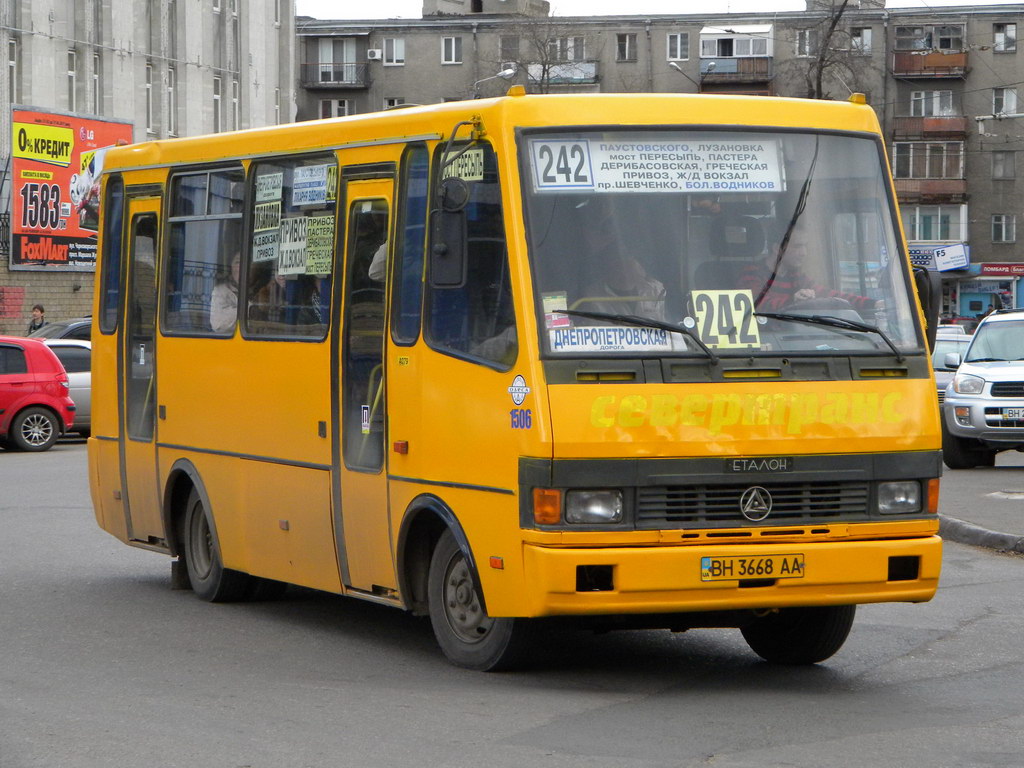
[99, 175, 125, 335]
[391, 144, 429, 345]
[163, 167, 245, 335]
[424, 142, 517, 369]
[245, 156, 336, 339]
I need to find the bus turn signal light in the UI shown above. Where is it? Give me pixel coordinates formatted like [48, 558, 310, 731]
[928, 478, 940, 515]
[533, 488, 561, 525]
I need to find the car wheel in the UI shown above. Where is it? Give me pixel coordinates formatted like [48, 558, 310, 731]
[941, 421, 981, 469]
[741, 605, 856, 665]
[10, 407, 60, 452]
[427, 529, 528, 671]
[181, 487, 250, 602]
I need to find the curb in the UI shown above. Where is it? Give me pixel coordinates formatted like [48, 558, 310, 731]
[939, 515, 1024, 555]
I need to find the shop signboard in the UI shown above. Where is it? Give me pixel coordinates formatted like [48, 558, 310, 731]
[9, 107, 133, 271]
[907, 242, 970, 272]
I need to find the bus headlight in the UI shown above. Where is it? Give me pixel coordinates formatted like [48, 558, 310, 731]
[877, 481, 921, 515]
[565, 490, 624, 524]
[952, 373, 985, 395]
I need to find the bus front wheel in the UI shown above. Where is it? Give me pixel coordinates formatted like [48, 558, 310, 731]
[741, 605, 856, 665]
[427, 529, 527, 671]
[182, 487, 249, 602]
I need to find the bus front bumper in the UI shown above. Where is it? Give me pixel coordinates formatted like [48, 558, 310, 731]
[517, 535, 942, 618]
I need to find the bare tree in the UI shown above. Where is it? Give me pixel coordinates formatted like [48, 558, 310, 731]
[783, 0, 878, 100]
[485, 20, 601, 95]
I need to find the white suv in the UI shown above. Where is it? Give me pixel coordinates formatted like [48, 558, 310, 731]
[942, 309, 1024, 468]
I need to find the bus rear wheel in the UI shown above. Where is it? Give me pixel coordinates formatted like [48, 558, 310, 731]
[427, 529, 526, 671]
[741, 605, 856, 665]
[182, 487, 250, 602]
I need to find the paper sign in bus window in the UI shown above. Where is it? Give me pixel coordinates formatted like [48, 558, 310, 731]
[292, 165, 329, 206]
[691, 289, 761, 349]
[278, 216, 309, 275]
[256, 172, 283, 203]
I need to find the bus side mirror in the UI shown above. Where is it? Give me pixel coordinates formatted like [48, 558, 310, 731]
[913, 266, 942, 351]
[430, 208, 467, 288]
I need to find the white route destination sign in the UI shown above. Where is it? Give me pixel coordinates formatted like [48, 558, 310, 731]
[529, 137, 784, 194]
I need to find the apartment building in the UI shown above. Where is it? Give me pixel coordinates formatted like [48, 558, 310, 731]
[0, 0, 296, 335]
[296, 0, 1024, 318]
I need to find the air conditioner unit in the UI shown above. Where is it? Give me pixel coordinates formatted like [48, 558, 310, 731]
[367, 49, 383, 61]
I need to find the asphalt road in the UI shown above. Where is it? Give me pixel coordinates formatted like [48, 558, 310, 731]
[2, 441, 1023, 768]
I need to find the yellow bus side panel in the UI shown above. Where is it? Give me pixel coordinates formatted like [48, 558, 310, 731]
[519, 535, 942, 617]
[89, 437, 128, 541]
[157, 450, 341, 594]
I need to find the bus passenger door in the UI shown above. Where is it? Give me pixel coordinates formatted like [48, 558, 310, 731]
[119, 200, 163, 544]
[335, 182, 396, 593]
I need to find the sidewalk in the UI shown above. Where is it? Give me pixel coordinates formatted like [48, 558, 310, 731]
[939, 480, 1024, 556]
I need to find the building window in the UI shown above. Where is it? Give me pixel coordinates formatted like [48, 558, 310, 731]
[893, 142, 963, 179]
[616, 33, 637, 62]
[894, 24, 964, 51]
[442, 36, 463, 64]
[213, 75, 222, 132]
[993, 150, 1015, 179]
[994, 23, 1017, 52]
[167, 66, 177, 135]
[232, 79, 240, 130]
[994, 87, 1017, 116]
[320, 98, 353, 118]
[274, 0, 280, 25]
[911, 90, 954, 117]
[384, 97, 406, 109]
[384, 38, 405, 65]
[548, 36, 586, 61]
[212, 0, 221, 12]
[796, 29, 818, 57]
[8, 39, 18, 104]
[902, 204, 966, 241]
[275, 87, 281, 124]
[667, 32, 689, 61]
[145, 62, 154, 133]
[91, 53, 101, 114]
[992, 214, 1016, 243]
[700, 33, 769, 58]
[67, 50, 77, 112]
[851, 27, 872, 55]
[500, 35, 519, 63]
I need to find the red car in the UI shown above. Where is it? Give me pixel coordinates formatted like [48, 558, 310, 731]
[0, 335, 77, 451]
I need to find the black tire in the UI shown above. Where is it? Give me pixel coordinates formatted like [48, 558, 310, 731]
[181, 487, 250, 602]
[10, 407, 60, 451]
[941, 421, 981, 469]
[427, 529, 528, 671]
[741, 605, 856, 665]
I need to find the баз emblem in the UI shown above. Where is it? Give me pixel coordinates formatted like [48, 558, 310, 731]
[739, 486, 772, 522]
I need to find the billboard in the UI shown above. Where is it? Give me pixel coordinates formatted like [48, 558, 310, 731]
[10, 108, 133, 271]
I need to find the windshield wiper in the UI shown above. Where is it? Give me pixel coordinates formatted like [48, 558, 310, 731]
[967, 357, 1008, 363]
[559, 309, 719, 363]
[755, 311, 905, 362]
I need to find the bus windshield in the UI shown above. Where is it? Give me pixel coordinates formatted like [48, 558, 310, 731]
[521, 129, 920, 359]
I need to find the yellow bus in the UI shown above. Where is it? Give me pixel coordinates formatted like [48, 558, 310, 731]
[90, 90, 943, 670]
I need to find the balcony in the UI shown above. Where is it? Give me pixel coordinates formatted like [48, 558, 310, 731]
[894, 178, 968, 203]
[527, 60, 599, 87]
[301, 62, 370, 89]
[699, 57, 773, 83]
[891, 50, 968, 78]
[893, 116, 969, 139]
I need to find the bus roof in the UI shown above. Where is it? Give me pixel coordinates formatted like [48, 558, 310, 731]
[102, 91, 882, 174]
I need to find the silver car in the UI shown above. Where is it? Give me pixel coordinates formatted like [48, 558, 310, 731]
[941, 309, 1024, 468]
[43, 339, 91, 437]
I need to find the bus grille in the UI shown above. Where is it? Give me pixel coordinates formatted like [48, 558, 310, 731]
[990, 382, 1024, 398]
[636, 481, 871, 528]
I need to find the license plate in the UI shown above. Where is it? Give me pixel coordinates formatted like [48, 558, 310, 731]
[701, 554, 805, 582]
[1002, 408, 1024, 419]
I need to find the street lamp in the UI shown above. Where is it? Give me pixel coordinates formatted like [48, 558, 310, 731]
[473, 66, 517, 98]
[668, 61, 701, 91]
